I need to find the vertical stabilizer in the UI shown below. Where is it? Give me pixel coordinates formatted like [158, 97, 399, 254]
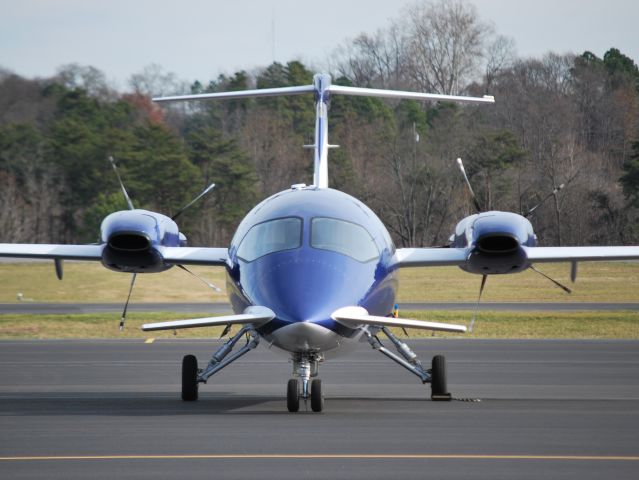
[312, 74, 331, 188]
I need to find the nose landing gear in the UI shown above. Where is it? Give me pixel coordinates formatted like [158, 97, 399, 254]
[287, 353, 324, 412]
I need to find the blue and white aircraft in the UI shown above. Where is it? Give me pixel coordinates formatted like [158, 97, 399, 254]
[2, 74, 639, 412]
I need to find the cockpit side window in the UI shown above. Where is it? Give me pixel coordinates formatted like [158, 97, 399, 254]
[237, 217, 302, 262]
[311, 217, 379, 262]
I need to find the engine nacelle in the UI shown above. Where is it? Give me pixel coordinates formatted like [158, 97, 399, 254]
[451, 211, 536, 275]
[100, 209, 185, 273]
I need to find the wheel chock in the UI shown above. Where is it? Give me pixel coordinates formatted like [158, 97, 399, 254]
[431, 393, 452, 401]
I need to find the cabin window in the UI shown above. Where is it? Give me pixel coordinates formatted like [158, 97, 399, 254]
[237, 217, 302, 262]
[311, 217, 379, 262]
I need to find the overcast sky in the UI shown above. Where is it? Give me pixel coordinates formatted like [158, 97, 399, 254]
[1, 0, 638, 89]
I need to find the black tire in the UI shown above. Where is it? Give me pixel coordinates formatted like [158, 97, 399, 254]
[431, 355, 448, 400]
[287, 378, 300, 412]
[182, 354, 199, 401]
[310, 379, 324, 413]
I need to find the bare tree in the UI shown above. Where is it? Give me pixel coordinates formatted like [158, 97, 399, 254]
[128, 64, 186, 97]
[484, 35, 516, 89]
[55, 64, 116, 100]
[404, 0, 492, 94]
[333, 22, 408, 89]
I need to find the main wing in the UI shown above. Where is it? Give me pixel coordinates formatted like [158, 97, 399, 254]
[523, 246, 639, 263]
[158, 246, 229, 266]
[392, 246, 639, 268]
[0, 243, 104, 261]
[392, 248, 469, 268]
[0, 243, 229, 267]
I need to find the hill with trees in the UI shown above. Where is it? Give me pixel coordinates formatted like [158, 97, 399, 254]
[1, 0, 637, 248]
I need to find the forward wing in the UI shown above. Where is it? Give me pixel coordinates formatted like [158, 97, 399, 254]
[332, 306, 467, 333]
[142, 306, 275, 332]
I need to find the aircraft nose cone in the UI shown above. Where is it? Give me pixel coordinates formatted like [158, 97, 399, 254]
[247, 254, 370, 323]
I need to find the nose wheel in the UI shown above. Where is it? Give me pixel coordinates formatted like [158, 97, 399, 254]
[287, 378, 300, 412]
[310, 379, 324, 412]
[287, 353, 324, 412]
[286, 377, 324, 413]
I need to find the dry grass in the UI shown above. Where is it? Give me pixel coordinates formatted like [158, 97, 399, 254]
[0, 262, 227, 303]
[0, 261, 637, 340]
[397, 262, 639, 302]
[397, 310, 639, 339]
[0, 313, 228, 339]
[0, 310, 637, 340]
[0, 261, 638, 304]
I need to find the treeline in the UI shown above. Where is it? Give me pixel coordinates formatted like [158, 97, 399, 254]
[1, 0, 638, 247]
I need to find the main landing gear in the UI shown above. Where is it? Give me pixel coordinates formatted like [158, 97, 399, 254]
[366, 327, 451, 401]
[181, 325, 260, 402]
[179, 327, 325, 412]
[286, 353, 324, 413]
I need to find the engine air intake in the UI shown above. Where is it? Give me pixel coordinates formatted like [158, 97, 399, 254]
[108, 233, 151, 252]
[476, 234, 519, 254]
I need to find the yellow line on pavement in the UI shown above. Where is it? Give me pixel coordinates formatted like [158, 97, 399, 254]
[1, 454, 638, 462]
[144, 338, 155, 344]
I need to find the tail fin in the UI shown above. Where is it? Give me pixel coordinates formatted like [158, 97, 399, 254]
[153, 74, 494, 189]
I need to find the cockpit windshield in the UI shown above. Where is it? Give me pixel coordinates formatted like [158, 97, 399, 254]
[237, 217, 302, 262]
[311, 217, 379, 262]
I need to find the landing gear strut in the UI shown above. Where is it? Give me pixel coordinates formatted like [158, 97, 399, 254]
[180, 325, 260, 402]
[287, 353, 324, 412]
[366, 327, 451, 401]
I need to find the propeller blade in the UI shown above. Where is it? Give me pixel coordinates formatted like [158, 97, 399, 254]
[530, 265, 572, 294]
[524, 183, 564, 218]
[456, 158, 482, 213]
[220, 324, 232, 338]
[177, 264, 222, 292]
[171, 183, 216, 221]
[108, 156, 135, 211]
[119, 273, 137, 331]
[469, 274, 487, 333]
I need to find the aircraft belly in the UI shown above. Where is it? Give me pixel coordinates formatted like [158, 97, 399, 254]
[267, 322, 345, 353]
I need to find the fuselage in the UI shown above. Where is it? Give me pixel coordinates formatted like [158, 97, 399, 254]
[225, 187, 398, 354]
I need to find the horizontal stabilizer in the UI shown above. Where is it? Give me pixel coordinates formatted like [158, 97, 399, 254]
[153, 82, 494, 106]
[331, 306, 467, 333]
[328, 85, 495, 104]
[153, 85, 314, 103]
[141, 306, 275, 332]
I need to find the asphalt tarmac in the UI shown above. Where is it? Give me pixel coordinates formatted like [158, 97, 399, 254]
[2, 301, 639, 314]
[0, 339, 638, 479]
